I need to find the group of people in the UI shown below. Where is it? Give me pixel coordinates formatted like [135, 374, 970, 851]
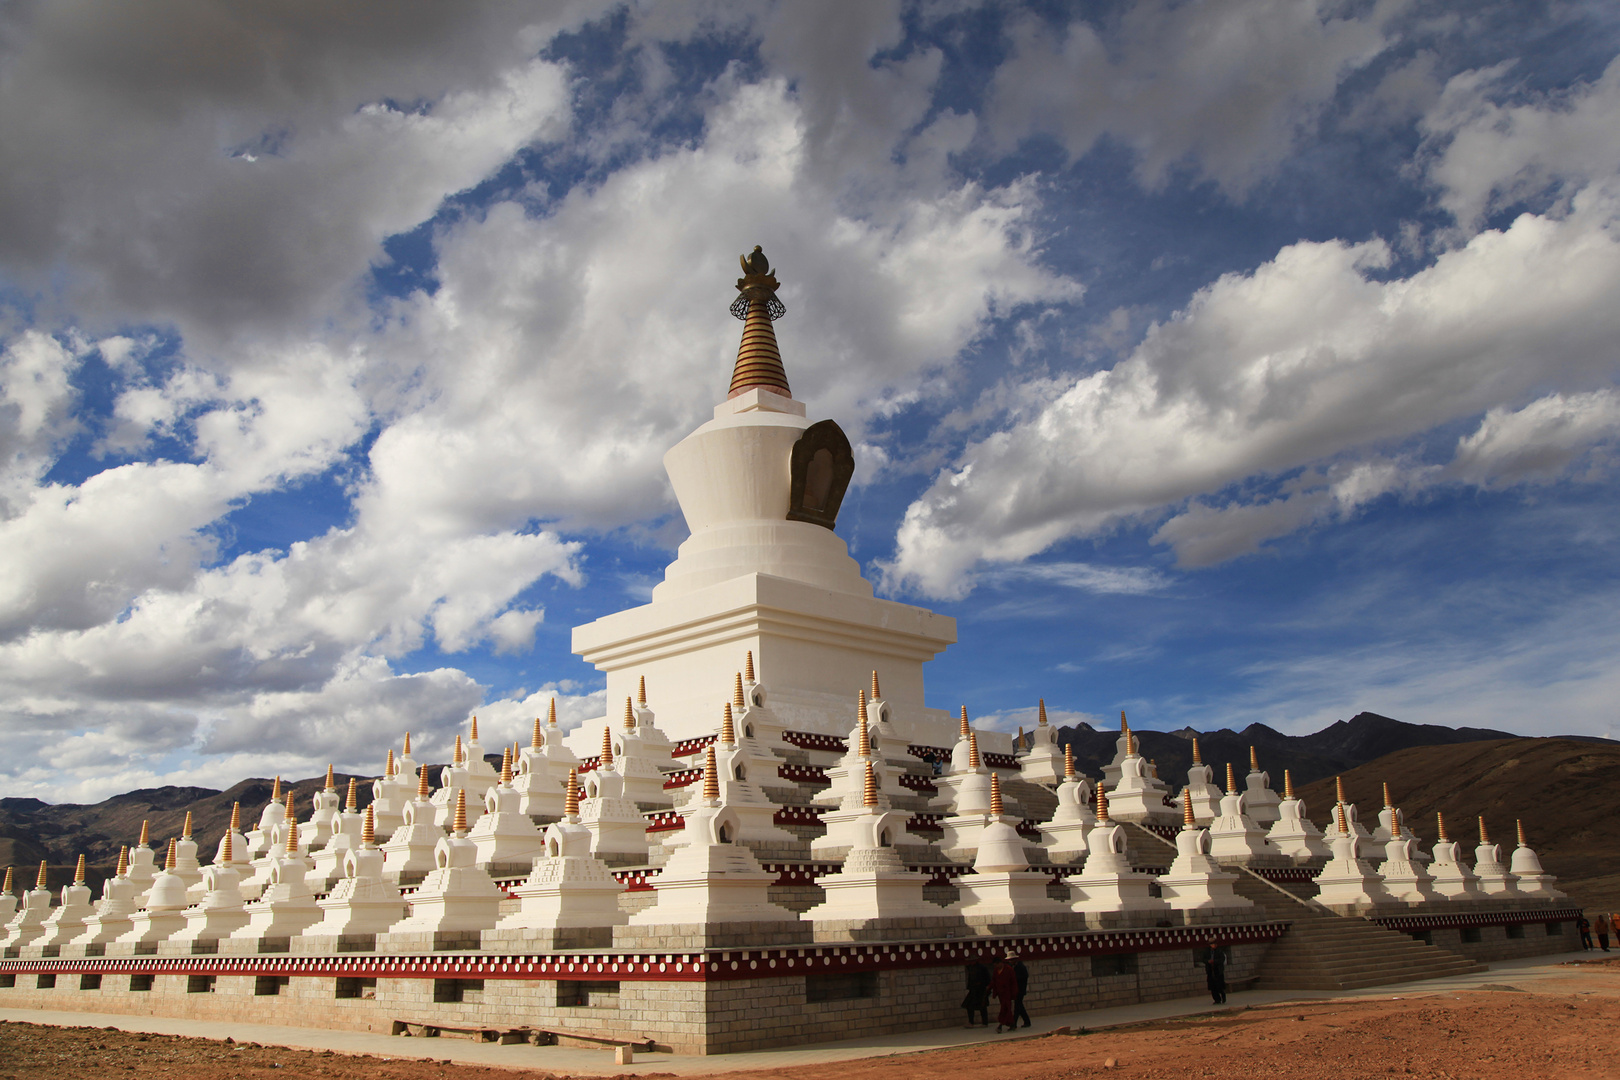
[961, 952, 1030, 1033]
[960, 940, 1234, 1033]
[1576, 912, 1614, 951]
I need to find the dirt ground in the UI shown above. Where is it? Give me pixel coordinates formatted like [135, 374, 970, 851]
[5, 963, 1620, 1080]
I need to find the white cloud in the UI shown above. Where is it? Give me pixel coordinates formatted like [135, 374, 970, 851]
[1449, 390, 1620, 486]
[983, 560, 1169, 595]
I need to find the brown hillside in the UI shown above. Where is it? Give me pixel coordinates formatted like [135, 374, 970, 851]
[1299, 737, 1620, 914]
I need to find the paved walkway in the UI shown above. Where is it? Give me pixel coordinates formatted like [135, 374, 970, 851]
[0, 954, 1596, 1075]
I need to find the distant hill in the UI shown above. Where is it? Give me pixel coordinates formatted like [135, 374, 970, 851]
[1053, 711, 1519, 790]
[1298, 737, 1620, 914]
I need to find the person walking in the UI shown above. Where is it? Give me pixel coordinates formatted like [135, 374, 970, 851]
[961, 957, 991, 1028]
[1595, 912, 1611, 952]
[990, 956, 1019, 1033]
[1197, 939, 1229, 1004]
[1577, 915, 1593, 950]
[1011, 951, 1032, 1029]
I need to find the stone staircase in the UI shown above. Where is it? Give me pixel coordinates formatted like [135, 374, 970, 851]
[1124, 822, 1486, 991]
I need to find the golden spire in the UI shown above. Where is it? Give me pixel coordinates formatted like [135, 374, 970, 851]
[271, 776, 281, 801]
[638, 676, 647, 706]
[1335, 775, 1346, 805]
[1283, 770, 1296, 800]
[1121, 710, 1129, 733]
[1063, 743, 1075, 780]
[500, 747, 513, 784]
[857, 703, 871, 759]
[872, 670, 882, 700]
[36, 859, 49, 888]
[548, 699, 558, 726]
[1038, 698, 1047, 726]
[1517, 819, 1528, 846]
[324, 764, 335, 791]
[1436, 811, 1449, 843]
[1183, 794, 1195, 827]
[722, 702, 736, 745]
[532, 716, 543, 749]
[1, 866, 12, 894]
[165, 837, 179, 870]
[385, 748, 395, 777]
[346, 777, 358, 811]
[453, 734, 464, 766]
[1096, 784, 1110, 823]
[403, 732, 412, 755]
[959, 706, 970, 739]
[1479, 816, 1490, 844]
[857, 687, 869, 724]
[990, 771, 1004, 817]
[599, 726, 614, 767]
[416, 763, 431, 801]
[222, 827, 233, 865]
[728, 246, 790, 398]
[702, 745, 720, 802]
[1128, 732, 1138, 756]
[863, 761, 878, 808]
[470, 715, 480, 742]
[73, 854, 86, 884]
[624, 697, 636, 731]
[361, 806, 375, 847]
[565, 769, 580, 817]
[1249, 746, 1258, 772]
[182, 811, 193, 839]
[453, 788, 468, 835]
[1382, 782, 1392, 809]
[284, 797, 298, 854]
[1335, 804, 1348, 835]
[1016, 725, 1024, 748]
[116, 847, 129, 876]
[968, 730, 981, 769]
[744, 650, 755, 682]
[139, 819, 150, 847]
[1191, 737, 1202, 765]
[1225, 762, 1237, 795]
[734, 672, 746, 709]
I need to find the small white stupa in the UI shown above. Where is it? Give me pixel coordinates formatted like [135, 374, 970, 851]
[227, 804, 324, 950]
[303, 766, 343, 852]
[1374, 808, 1440, 904]
[381, 789, 507, 949]
[463, 714, 502, 793]
[952, 773, 1071, 923]
[1157, 797, 1250, 914]
[309, 778, 366, 893]
[1, 861, 54, 950]
[718, 673, 792, 779]
[209, 802, 250, 884]
[818, 690, 909, 808]
[1101, 711, 1135, 789]
[681, 702, 800, 852]
[1326, 776, 1374, 841]
[805, 761, 952, 937]
[1207, 762, 1272, 861]
[0, 867, 16, 927]
[578, 728, 652, 865]
[165, 830, 250, 952]
[1019, 699, 1064, 786]
[606, 697, 677, 807]
[815, 694, 914, 859]
[536, 699, 581, 788]
[370, 751, 410, 838]
[27, 855, 95, 954]
[169, 812, 204, 894]
[936, 730, 997, 856]
[468, 747, 547, 874]
[626, 676, 677, 766]
[244, 778, 285, 859]
[1312, 805, 1391, 910]
[1508, 820, 1564, 898]
[730, 654, 789, 753]
[1371, 783, 1430, 863]
[514, 713, 566, 820]
[1039, 744, 1094, 863]
[1180, 737, 1223, 823]
[944, 706, 976, 777]
[621, 746, 804, 946]
[1472, 817, 1520, 897]
[1241, 747, 1281, 826]
[1068, 786, 1170, 921]
[64, 848, 138, 955]
[1107, 730, 1175, 824]
[1265, 770, 1332, 861]
[1427, 812, 1483, 899]
[487, 769, 627, 950]
[397, 733, 419, 797]
[430, 734, 480, 831]
[304, 806, 407, 949]
[115, 839, 191, 954]
[382, 764, 447, 884]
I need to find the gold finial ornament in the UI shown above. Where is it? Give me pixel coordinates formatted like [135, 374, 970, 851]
[470, 715, 479, 742]
[271, 776, 281, 801]
[1249, 746, 1258, 772]
[1121, 710, 1129, 733]
[721, 702, 736, 745]
[116, 847, 129, 876]
[734, 672, 746, 709]
[624, 697, 636, 731]
[600, 726, 614, 767]
[1382, 782, 1392, 809]
[36, 859, 49, 888]
[416, 763, 431, 801]
[548, 699, 558, 726]
[702, 746, 720, 802]
[74, 854, 86, 884]
[386, 748, 395, 777]
[863, 761, 878, 808]
[872, 670, 881, 700]
[1192, 737, 1202, 765]
[1517, 819, 1528, 846]
[139, 819, 150, 847]
[453, 788, 468, 834]
[729, 246, 789, 398]
[532, 716, 543, 749]
[284, 796, 298, 854]
[959, 706, 970, 739]
[857, 711, 871, 759]
[346, 777, 358, 811]
[1436, 811, 1449, 843]
[1063, 743, 1075, 780]
[1336, 804, 1348, 835]
[1183, 794, 1195, 827]
[165, 837, 179, 869]
[1, 866, 12, 894]
[454, 734, 464, 767]
[362, 806, 375, 847]
[1096, 784, 1110, 823]
[1479, 816, 1490, 844]
[182, 811, 193, 839]
[501, 747, 513, 784]
[1038, 698, 1048, 726]
[1335, 776, 1347, 805]
[222, 828, 234, 864]
[968, 730, 981, 769]
[858, 688, 868, 726]
[1225, 762, 1237, 795]
[638, 676, 647, 706]
[403, 732, 412, 755]
[1283, 770, 1295, 800]
[565, 769, 580, 817]
[744, 650, 755, 682]
[325, 764, 335, 791]
[990, 771, 1004, 817]
[1016, 725, 1024, 748]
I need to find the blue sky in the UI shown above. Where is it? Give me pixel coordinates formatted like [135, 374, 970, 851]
[1, 1, 1618, 802]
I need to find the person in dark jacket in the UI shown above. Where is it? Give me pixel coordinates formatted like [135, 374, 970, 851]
[962, 958, 991, 1027]
[990, 957, 1019, 1033]
[1010, 952, 1031, 1028]
[1196, 940, 1229, 1004]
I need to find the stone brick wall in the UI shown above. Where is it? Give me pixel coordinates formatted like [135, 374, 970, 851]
[1413, 920, 1583, 964]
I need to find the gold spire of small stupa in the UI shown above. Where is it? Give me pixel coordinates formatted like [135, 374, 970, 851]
[1063, 743, 1075, 780]
[271, 776, 281, 801]
[361, 805, 375, 847]
[221, 828, 233, 865]
[453, 734, 464, 766]
[968, 730, 981, 769]
[1517, 819, 1528, 846]
[1382, 782, 1393, 809]
[500, 747, 513, 784]
[386, 748, 396, 777]
[284, 797, 298, 854]
[532, 716, 543, 749]
[453, 788, 468, 835]
[138, 819, 150, 847]
[1479, 816, 1490, 845]
[1121, 710, 1129, 733]
[73, 854, 86, 884]
[734, 672, 746, 709]
[624, 697, 636, 731]
[863, 761, 878, 808]
[1335, 804, 1348, 835]
[182, 811, 193, 839]
[346, 777, 358, 812]
[1038, 698, 1047, 726]
[1191, 736, 1202, 765]
[728, 246, 790, 398]
[403, 732, 412, 756]
[1249, 746, 1259, 772]
[1, 866, 12, 894]
[1096, 784, 1110, 823]
[702, 745, 719, 802]
[721, 702, 736, 745]
[1183, 794, 1195, 827]
[743, 649, 755, 683]
[470, 715, 480, 742]
[990, 771, 1004, 817]
[872, 670, 882, 701]
[565, 768, 580, 817]
[1225, 762, 1237, 795]
[36, 859, 49, 888]
[115, 847, 129, 877]
[1283, 770, 1296, 800]
[416, 763, 431, 801]
[959, 706, 970, 739]
[638, 676, 647, 706]
[1335, 776, 1347, 805]
[548, 699, 558, 727]
[1436, 811, 1449, 843]
[165, 837, 179, 870]
[599, 726, 614, 767]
